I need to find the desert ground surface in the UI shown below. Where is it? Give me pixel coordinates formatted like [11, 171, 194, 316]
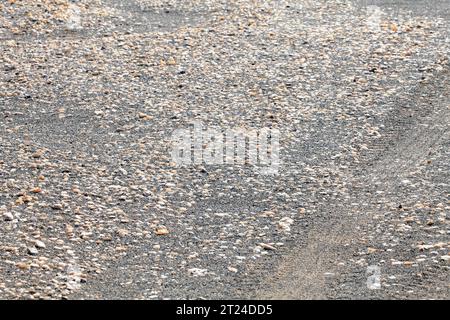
[0, 0, 449, 299]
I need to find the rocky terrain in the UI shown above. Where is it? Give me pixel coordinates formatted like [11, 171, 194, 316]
[0, 0, 448, 299]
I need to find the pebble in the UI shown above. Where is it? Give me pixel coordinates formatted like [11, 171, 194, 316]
[16, 262, 30, 271]
[187, 268, 208, 277]
[259, 243, 277, 251]
[227, 267, 238, 273]
[0, 0, 448, 301]
[277, 217, 294, 232]
[155, 226, 169, 236]
[3, 212, 14, 221]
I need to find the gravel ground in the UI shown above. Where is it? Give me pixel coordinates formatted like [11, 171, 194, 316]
[0, 0, 448, 300]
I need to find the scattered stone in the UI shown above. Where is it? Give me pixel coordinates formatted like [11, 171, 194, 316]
[187, 268, 208, 277]
[155, 226, 169, 236]
[50, 204, 63, 210]
[34, 240, 46, 249]
[0, 0, 448, 301]
[31, 187, 42, 194]
[32, 150, 45, 159]
[367, 247, 378, 254]
[227, 267, 238, 273]
[259, 243, 276, 251]
[27, 247, 38, 256]
[16, 262, 30, 271]
[138, 112, 153, 120]
[116, 229, 129, 238]
[166, 57, 177, 65]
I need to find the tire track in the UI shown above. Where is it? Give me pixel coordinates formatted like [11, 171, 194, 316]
[256, 69, 450, 299]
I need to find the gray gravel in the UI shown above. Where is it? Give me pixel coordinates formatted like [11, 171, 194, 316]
[0, 0, 448, 299]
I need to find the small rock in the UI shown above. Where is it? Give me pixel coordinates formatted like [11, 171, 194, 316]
[278, 217, 294, 232]
[51, 203, 63, 210]
[259, 243, 276, 251]
[32, 149, 45, 158]
[367, 247, 378, 254]
[34, 240, 46, 249]
[16, 262, 30, 270]
[3, 212, 14, 221]
[117, 229, 129, 237]
[167, 57, 177, 65]
[138, 112, 153, 120]
[227, 266, 238, 273]
[3, 246, 18, 253]
[155, 226, 169, 236]
[187, 268, 208, 277]
[31, 187, 42, 194]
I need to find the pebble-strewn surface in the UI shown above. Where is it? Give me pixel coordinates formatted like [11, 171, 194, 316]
[0, 0, 449, 299]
